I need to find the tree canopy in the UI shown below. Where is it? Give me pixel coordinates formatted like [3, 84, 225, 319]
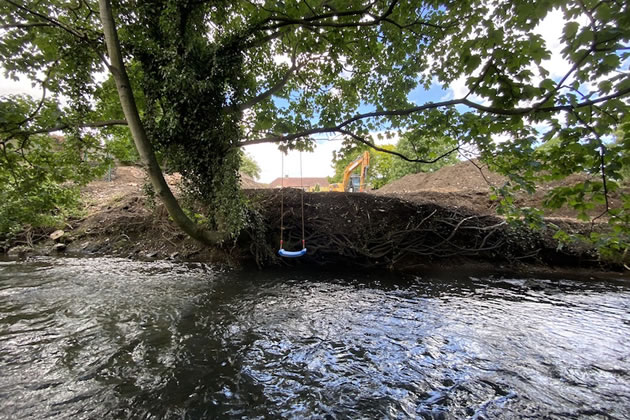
[240, 152, 261, 180]
[1, 0, 629, 256]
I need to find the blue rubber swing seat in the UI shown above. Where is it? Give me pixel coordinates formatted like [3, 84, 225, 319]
[278, 248, 307, 258]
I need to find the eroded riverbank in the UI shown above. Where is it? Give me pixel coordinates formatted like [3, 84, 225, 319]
[1, 166, 624, 274]
[2, 188, 619, 273]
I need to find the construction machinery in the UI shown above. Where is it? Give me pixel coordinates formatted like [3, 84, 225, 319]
[328, 151, 370, 192]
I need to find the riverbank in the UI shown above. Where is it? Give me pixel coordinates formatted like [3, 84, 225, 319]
[1, 166, 626, 278]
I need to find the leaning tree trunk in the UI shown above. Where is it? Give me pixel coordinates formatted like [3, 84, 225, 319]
[98, 0, 224, 245]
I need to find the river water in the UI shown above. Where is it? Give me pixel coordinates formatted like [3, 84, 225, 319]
[0, 257, 629, 419]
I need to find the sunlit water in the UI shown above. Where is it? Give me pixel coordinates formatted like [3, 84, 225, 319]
[0, 257, 629, 419]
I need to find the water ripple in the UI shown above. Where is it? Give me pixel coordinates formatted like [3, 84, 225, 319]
[0, 258, 629, 419]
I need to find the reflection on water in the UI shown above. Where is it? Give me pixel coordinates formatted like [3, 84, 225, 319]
[0, 257, 629, 419]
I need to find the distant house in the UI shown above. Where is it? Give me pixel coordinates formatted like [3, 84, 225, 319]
[269, 176, 330, 191]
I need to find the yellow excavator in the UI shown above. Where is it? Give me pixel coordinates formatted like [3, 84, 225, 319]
[329, 151, 370, 192]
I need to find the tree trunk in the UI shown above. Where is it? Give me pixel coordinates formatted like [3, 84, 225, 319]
[97, 0, 225, 245]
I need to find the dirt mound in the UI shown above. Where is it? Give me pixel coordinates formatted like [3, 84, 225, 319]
[377, 160, 507, 193]
[372, 160, 618, 219]
[82, 166, 147, 215]
[83, 167, 267, 211]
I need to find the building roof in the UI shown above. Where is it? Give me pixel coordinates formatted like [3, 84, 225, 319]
[269, 177, 330, 188]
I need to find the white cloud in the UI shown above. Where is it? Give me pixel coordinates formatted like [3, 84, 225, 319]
[273, 53, 292, 66]
[443, 75, 469, 100]
[534, 9, 586, 79]
[535, 10, 567, 76]
[369, 130, 401, 146]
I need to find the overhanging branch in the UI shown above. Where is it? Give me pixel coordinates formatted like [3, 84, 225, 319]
[338, 129, 460, 163]
[4, 0, 88, 40]
[232, 60, 306, 112]
[255, 1, 386, 31]
[240, 86, 630, 147]
[0, 22, 54, 29]
[245, 0, 444, 48]
[2, 119, 128, 138]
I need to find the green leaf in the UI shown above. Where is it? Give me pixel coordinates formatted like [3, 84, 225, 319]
[563, 21, 579, 39]
[540, 78, 555, 91]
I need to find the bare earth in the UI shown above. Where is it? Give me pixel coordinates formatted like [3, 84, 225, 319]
[70, 167, 269, 261]
[82, 167, 266, 215]
[83, 162, 617, 221]
[13, 162, 616, 274]
[372, 160, 622, 220]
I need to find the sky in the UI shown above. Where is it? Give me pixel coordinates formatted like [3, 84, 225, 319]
[1, 9, 577, 184]
[1, 74, 41, 97]
[244, 137, 343, 184]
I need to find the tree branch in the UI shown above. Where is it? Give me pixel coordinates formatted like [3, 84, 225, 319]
[246, 0, 443, 43]
[4, 0, 88, 40]
[233, 60, 305, 112]
[15, 62, 59, 128]
[240, 85, 630, 147]
[255, 1, 382, 30]
[0, 22, 54, 29]
[571, 110, 611, 225]
[338, 129, 460, 164]
[2, 119, 128, 137]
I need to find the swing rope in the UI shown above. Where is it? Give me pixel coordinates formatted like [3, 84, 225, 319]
[300, 151, 305, 249]
[280, 153, 284, 249]
[278, 151, 307, 258]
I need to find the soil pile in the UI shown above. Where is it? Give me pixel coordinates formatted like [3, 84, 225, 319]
[241, 173, 268, 189]
[377, 160, 507, 193]
[83, 167, 266, 214]
[372, 160, 618, 219]
[82, 166, 148, 215]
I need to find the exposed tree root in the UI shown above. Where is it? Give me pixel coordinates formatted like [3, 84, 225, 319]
[242, 189, 601, 270]
[2, 188, 607, 272]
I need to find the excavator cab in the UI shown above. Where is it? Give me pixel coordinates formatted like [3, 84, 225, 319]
[347, 175, 361, 192]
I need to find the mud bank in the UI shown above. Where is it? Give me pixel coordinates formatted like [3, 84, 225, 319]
[2, 186, 623, 278]
[242, 189, 610, 270]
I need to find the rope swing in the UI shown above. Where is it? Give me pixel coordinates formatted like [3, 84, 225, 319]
[278, 151, 307, 258]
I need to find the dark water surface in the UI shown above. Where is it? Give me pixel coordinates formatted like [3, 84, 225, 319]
[0, 258, 629, 419]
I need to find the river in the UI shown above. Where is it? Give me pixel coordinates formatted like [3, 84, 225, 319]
[0, 257, 629, 419]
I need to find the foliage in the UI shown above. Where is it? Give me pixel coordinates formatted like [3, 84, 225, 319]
[0, 96, 106, 235]
[103, 130, 139, 165]
[121, 0, 247, 235]
[613, 126, 630, 185]
[1, 0, 629, 260]
[240, 152, 261, 180]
